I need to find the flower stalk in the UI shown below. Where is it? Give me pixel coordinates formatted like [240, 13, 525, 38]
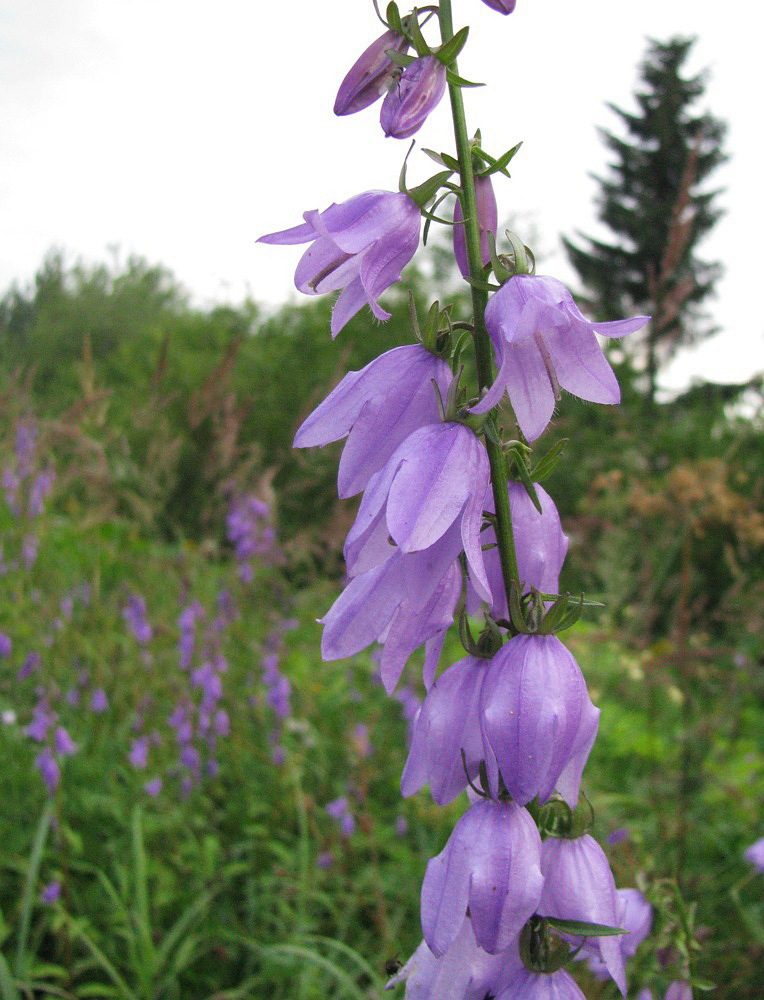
[438, 0, 520, 602]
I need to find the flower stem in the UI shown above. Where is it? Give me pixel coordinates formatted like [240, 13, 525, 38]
[439, 0, 520, 599]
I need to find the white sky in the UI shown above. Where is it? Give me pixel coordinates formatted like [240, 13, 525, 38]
[1, 0, 762, 392]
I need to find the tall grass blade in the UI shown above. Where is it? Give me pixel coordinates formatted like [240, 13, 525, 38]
[14, 800, 54, 979]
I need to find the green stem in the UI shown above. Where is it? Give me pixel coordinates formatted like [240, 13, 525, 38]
[439, 0, 520, 600]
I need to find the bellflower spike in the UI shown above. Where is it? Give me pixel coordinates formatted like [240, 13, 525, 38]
[421, 798, 543, 956]
[294, 344, 452, 498]
[401, 654, 488, 805]
[386, 916, 520, 999]
[258, 190, 421, 337]
[334, 29, 409, 116]
[538, 834, 627, 996]
[473, 275, 650, 441]
[453, 174, 498, 278]
[497, 967, 586, 999]
[480, 635, 600, 807]
[380, 55, 447, 139]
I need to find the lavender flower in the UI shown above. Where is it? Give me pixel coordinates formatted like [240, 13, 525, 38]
[421, 798, 543, 956]
[36, 748, 60, 794]
[54, 726, 77, 756]
[577, 888, 652, 981]
[0, 633, 11, 657]
[326, 796, 356, 836]
[481, 0, 517, 12]
[294, 344, 452, 498]
[91, 688, 109, 712]
[258, 190, 421, 337]
[665, 985, 693, 1000]
[380, 56, 447, 139]
[480, 635, 600, 807]
[472, 275, 649, 441]
[537, 834, 626, 996]
[123, 595, 152, 644]
[28, 469, 54, 518]
[386, 917, 520, 998]
[40, 881, 61, 904]
[145, 777, 163, 797]
[128, 736, 149, 769]
[497, 967, 586, 999]
[453, 174, 498, 278]
[18, 651, 41, 681]
[607, 827, 630, 846]
[744, 837, 764, 872]
[334, 29, 410, 116]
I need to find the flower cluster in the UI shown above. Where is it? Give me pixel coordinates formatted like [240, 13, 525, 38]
[260, 2, 654, 996]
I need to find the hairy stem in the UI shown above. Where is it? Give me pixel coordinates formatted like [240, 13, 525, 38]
[439, 0, 520, 598]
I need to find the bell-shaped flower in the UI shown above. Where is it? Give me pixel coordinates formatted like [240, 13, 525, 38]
[294, 344, 452, 498]
[401, 655, 489, 805]
[537, 835, 627, 996]
[472, 275, 650, 441]
[343, 421, 492, 601]
[468, 481, 568, 621]
[496, 967, 586, 999]
[421, 798, 543, 956]
[258, 190, 421, 337]
[380, 55, 447, 139]
[480, 635, 599, 808]
[386, 916, 521, 999]
[453, 174, 498, 278]
[576, 887, 652, 982]
[334, 29, 409, 116]
[320, 546, 461, 693]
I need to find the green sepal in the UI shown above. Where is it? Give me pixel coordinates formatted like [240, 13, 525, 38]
[554, 601, 584, 632]
[483, 415, 503, 449]
[386, 1, 403, 33]
[530, 438, 568, 481]
[421, 148, 448, 167]
[505, 229, 532, 275]
[408, 291, 422, 343]
[435, 25, 469, 66]
[408, 169, 455, 209]
[451, 329, 472, 374]
[487, 231, 513, 284]
[464, 275, 500, 292]
[538, 593, 571, 634]
[474, 141, 523, 178]
[546, 917, 628, 938]
[507, 444, 542, 514]
[421, 299, 441, 353]
[537, 592, 605, 609]
[386, 48, 417, 68]
[446, 68, 485, 88]
[508, 581, 531, 634]
[406, 8, 431, 57]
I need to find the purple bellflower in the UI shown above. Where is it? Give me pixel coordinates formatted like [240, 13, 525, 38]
[259, 190, 421, 337]
[453, 174, 498, 279]
[294, 344, 452, 498]
[386, 916, 520, 999]
[665, 984, 693, 1000]
[577, 887, 652, 982]
[380, 55, 447, 139]
[421, 798, 543, 956]
[334, 29, 410, 116]
[472, 275, 649, 441]
[480, 635, 600, 807]
[744, 836, 764, 872]
[538, 834, 627, 996]
[497, 967, 586, 999]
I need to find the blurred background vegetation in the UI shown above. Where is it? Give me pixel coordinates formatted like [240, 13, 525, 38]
[0, 34, 761, 1000]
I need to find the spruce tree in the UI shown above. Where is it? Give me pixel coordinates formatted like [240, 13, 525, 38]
[564, 37, 727, 404]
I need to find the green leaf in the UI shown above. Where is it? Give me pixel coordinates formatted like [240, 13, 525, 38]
[386, 1, 402, 33]
[408, 169, 455, 209]
[386, 48, 416, 68]
[546, 917, 628, 937]
[436, 25, 469, 66]
[509, 448, 542, 514]
[446, 68, 485, 88]
[531, 437, 568, 481]
[406, 9, 431, 57]
[421, 148, 447, 166]
[14, 800, 54, 979]
[0, 950, 20, 1000]
[476, 141, 524, 178]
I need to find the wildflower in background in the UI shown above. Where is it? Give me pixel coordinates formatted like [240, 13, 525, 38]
[18, 651, 41, 681]
[178, 600, 204, 669]
[294, 344, 452, 498]
[395, 815, 408, 837]
[607, 827, 631, 846]
[0, 633, 11, 657]
[22, 533, 39, 569]
[744, 837, 764, 872]
[144, 777, 163, 797]
[28, 469, 54, 518]
[317, 851, 334, 870]
[453, 174, 498, 278]
[421, 798, 543, 956]
[54, 726, 77, 756]
[1, 708, 17, 725]
[40, 881, 61, 904]
[334, 28, 410, 116]
[36, 748, 60, 794]
[326, 796, 356, 837]
[258, 190, 421, 337]
[91, 688, 109, 712]
[380, 55, 447, 139]
[128, 736, 149, 769]
[123, 595, 152, 644]
[352, 722, 372, 759]
[472, 275, 649, 441]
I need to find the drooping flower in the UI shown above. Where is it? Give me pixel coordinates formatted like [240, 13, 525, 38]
[421, 798, 543, 956]
[380, 55, 447, 139]
[497, 967, 586, 999]
[744, 837, 764, 873]
[480, 635, 600, 807]
[294, 344, 452, 498]
[537, 834, 627, 996]
[577, 887, 652, 982]
[386, 916, 520, 998]
[334, 29, 410, 116]
[472, 275, 649, 441]
[453, 174, 498, 278]
[258, 190, 421, 337]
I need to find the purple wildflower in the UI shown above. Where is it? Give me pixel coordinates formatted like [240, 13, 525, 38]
[352, 723, 372, 759]
[22, 533, 39, 568]
[123, 595, 152, 644]
[481, 0, 517, 12]
[472, 275, 649, 441]
[326, 796, 355, 837]
[91, 688, 109, 712]
[36, 748, 60, 794]
[258, 190, 421, 337]
[421, 798, 543, 956]
[454, 174, 498, 278]
[27, 699, 56, 742]
[41, 881, 61, 904]
[54, 726, 77, 756]
[497, 967, 586, 999]
[18, 651, 41, 681]
[395, 815, 408, 837]
[28, 469, 54, 518]
[607, 827, 630, 846]
[577, 888, 653, 981]
[380, 55, 447, 139]
[334, 29, 409, 116]
[128, 737, 149, 769]
[665, 985, 693, 1000]
[317, 851, 334, 870]
[144, 777, 163, 797]
[0, 633, 11, 657]
[294, 344, 452, 498]
[744, 837, 764, 872]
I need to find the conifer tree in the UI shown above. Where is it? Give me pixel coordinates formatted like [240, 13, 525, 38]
[564, 37, 726, 404]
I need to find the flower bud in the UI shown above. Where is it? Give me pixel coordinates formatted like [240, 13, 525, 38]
[453, 174, 498, 278]
[334, 30, 409, 116]
[380, 55, 447, 139]
[481, 0, 517, 13]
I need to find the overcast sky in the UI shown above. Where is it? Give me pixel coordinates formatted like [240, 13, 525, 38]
[1, 0, 761, 391]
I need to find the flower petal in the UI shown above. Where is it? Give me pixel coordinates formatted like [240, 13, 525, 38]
[544, 326, 620, 404]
